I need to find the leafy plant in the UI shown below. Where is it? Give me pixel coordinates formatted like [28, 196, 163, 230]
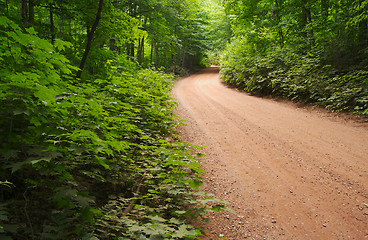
[0, 16, 227, 239]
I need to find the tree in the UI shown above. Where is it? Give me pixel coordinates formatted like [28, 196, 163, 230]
[76, 0, 104, 79]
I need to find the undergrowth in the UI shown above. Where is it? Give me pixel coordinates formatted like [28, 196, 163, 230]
[220, 40, 368, 116]
[0, 16, 226, 239]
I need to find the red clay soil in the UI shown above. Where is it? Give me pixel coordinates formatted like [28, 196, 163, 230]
[172, 66, 368, 240]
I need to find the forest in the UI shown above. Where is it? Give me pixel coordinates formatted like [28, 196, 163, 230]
[220, 0, 368, 114]
[0, 0, 367, 239]
[0, 0, 229, 239]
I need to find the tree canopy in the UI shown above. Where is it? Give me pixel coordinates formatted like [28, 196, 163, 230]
[0, 0, 367, 238]
[0, 0, 227, 239]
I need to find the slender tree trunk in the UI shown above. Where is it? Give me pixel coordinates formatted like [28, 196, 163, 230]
[126, 42, 130, 59]
[76, 0, 104, 79]
[137, 38, 141, 63]
[358, 19, 368, 49]
[6, 0, 9, 15]
[141, 36, 145, 65]
[171, 43, 176, 73]
[154, 41, 159, 68]
[21, 0, 28, 23]
[69, 18, 72, 36]
[275, 0, 284, 48]
[28, 0, 34, 25]
[49, 3, 55, 44]
[130, 43, 134, 59]
[150, 36, 154, 66]
[182, 50, 186, 68]
[301, 0, 314, 47]
[358, 0, 368, 49]
[138, 37, 145, 65]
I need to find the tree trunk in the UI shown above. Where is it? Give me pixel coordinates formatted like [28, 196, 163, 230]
[358, 19, 368, 49]
[141, 36, 145, 65]
[49, 4, 55, 44]
[154, 42, 159, 68]
[69, 18, 72, 36]
[182, 50, 186, 68]
[301, 0, 314, 47]
[358, 0, 368, 49]
[275, 0, 284, 48]
[21, 0, 28, 23]
[6, 0, 9, 15]
[171, 43, 176, 73]
[138, 37, 145, 65]
[76, 0, 104, 79]
[28, 0, 34, 25]
[150, 36, 154, 66]
[130, 43, 135, 60]
[137, 38, 141, 62]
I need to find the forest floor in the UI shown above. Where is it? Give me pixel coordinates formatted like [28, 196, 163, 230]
[172, 66, 368, 240]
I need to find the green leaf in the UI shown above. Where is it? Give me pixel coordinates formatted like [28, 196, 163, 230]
[13, 109, 30, 116]
[172, 225, 199, 238]
[34, 85, 57, 105]
[54, 39, 73, 51]
[189, 180, 203, 189]
[148, 215, 166, 222]
[211, 205, 225, 212]
[95, 157, 110, 170]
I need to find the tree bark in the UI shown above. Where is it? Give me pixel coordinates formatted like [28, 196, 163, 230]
[130, 42, 135, 59]
[154, 41, 159, 68]
[141, 37, 145, 65]
[138, 37, 145, 65]
[28, 0, 34, 25]
[275, 0, 284, 48]
[76, 0, 104, 79]
[358, 0, 368, 49]
[150, 34, 154, 66]
[49, 4, 55, 44]
[21, 0, 28, 23]
[171, 43, 176, 73]
[301, 0, 314, 47]
[6, 0, 9, 15]
[358, 19, 368, 49]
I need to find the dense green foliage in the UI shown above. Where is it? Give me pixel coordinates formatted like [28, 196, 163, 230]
[220, 0, 368, 115]
[4, 0, 366, 238]
[0, 0, 227, 239]
[200, 0, 233, 65]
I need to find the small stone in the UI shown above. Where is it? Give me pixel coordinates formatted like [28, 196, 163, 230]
[272, 220, 277, 223]
[323, 224, 327, 227]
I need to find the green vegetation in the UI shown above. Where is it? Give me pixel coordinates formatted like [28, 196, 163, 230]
[1, 0, 367, 238]
[219, 0, 368, 115]
[0, 0, 226, 239]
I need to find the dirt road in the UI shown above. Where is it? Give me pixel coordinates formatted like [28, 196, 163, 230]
[172, 67, 368, 239]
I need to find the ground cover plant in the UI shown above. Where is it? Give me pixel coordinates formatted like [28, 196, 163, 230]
[219, 0, 368, 115]
[220, 45, 368, 115]
[0, 15, 226, 239]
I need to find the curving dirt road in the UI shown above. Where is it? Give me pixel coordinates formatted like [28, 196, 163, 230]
[172, 67, 368, 239]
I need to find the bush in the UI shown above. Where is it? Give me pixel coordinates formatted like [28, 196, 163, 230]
[220, 38, 368, 115]
[0, 17, 226, 239]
